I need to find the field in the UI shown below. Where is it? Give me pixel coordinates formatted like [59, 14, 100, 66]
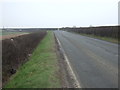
[0, 31, 29, 40]
[2, 31, 25, 36]
[2, 31, 47, 86]
[3, 31, 61, 88]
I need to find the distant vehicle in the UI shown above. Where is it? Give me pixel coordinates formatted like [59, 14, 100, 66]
[19, 29, 22, 32]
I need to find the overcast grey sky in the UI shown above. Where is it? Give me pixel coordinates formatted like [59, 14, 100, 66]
[1, 0, 119, 28]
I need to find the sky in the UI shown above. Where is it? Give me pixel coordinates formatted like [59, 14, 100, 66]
[0, 0, 119, 28]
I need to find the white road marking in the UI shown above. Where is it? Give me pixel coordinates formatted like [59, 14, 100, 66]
[56, 37, 81, 88]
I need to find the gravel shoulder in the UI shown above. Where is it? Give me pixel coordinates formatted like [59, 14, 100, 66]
[54, 33, 75, 88]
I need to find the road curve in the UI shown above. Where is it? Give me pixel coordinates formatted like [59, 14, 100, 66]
[54, 31, 118, 88]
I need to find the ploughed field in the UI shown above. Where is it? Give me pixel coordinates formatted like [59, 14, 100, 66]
[0, 31, 29, 40]
[1, 33, 29, 40]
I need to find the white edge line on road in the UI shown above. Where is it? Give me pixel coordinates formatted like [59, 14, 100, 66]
[56, 37, 81, 88]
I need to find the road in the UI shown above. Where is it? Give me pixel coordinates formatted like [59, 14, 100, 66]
[54, 31, 118, 88]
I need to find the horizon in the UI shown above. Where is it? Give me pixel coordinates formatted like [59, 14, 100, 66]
[1, 25, 119, 29]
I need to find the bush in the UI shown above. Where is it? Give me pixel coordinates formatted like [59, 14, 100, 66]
[61, 26, 119, 39]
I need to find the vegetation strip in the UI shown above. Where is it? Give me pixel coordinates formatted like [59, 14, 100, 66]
[4, 31, 61, 88]
[78, 33, 118, 44]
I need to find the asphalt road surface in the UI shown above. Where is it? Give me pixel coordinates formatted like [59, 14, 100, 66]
[54, 31, 118, 88]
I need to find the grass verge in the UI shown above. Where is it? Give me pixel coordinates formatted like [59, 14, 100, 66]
[77, 33, 118, 44]
[4, 31, 61, 88]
